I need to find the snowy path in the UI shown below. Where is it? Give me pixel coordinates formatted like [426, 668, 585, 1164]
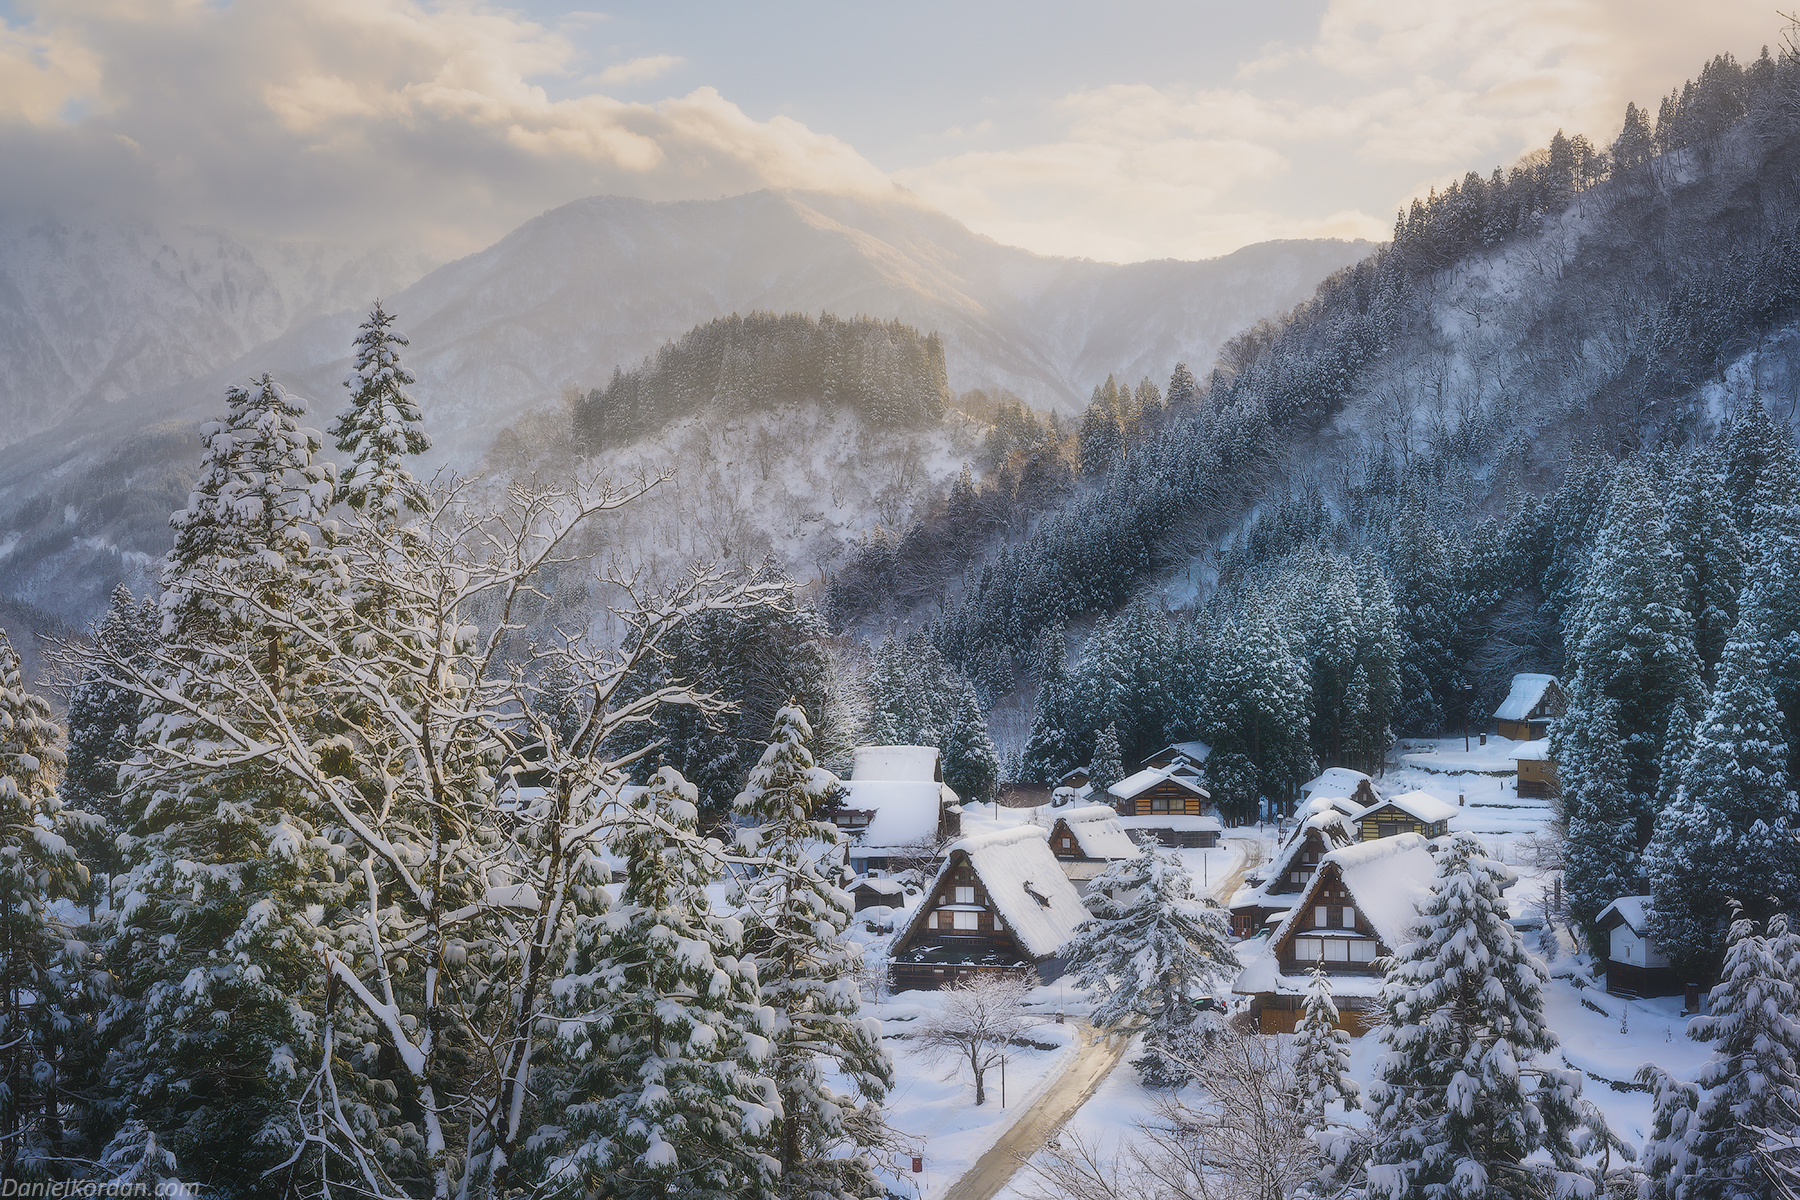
[936, 1021, 1127, 1200]
[929, 836, 1264, 1200]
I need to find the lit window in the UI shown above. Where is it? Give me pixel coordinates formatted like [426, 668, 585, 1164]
[955, 886, 975, 904]
[952, 911, 979, 931]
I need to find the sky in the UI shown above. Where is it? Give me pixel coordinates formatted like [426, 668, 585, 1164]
[0, 0, 1787, 263]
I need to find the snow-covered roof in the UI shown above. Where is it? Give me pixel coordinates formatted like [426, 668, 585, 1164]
[1360, 789, 1459, 826]
[1301, 767, 1377, 803]
[1496, 674, 1559, 722]
[851, 877, 906, 896]
[1258, 833, 1438, 960]
[1146, 740, 1212, 766]
[1511, 739, 1552, 762]
[843, 780, 949, 851]
[1056, 805, 1142, 858]
[1110, 766, 1210, 801]
[1229, 808, 1356, 911]
[1119, 813, 1222, 833]
[853, 745, 940, 782]
[1596, 896, 1651, 933]
[936, 826, 1089, 959]
[1231, 953, 1389, 1000]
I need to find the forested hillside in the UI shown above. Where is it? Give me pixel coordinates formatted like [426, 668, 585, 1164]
[574, 311, 952, 445]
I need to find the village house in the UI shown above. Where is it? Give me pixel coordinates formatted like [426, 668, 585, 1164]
[1140, 740, 1212, 772]
[834, 745, 962, 875]
[1495, 673, 1565, 741]
[1596, 896, 1681, 998]
[1046, 804, 1141, 893]
[886, 826, 1089, 991]
[1300, 768, 1380, 812]
[1233, 833, 1450, 1034]
[1227, 797, 1359, 937]
[847, 877, 908, 912]
[1108, 765, 1221, 847]
[1355, 789, 1457, 841]
[1513, 739, 1560, 798]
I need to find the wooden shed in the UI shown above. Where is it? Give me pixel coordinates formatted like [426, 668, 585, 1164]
[1596, 897, 1680, 998]
[1495, 674, 1565, 741]
[1512, 740, 1560, 799]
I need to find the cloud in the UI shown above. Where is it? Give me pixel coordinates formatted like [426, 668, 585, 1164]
[898, 0, 1784, 261]
[594, 54, 685, 87]
[0, 0, 891, 254]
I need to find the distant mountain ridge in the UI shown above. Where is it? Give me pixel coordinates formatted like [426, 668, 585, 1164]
[0, 187, 1371, 622]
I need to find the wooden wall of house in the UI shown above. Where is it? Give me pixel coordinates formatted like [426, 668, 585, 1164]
[1117, 780, 1206, 817]
[1248, 993, 1377, 1035]
[1357, 808, 1446, 840]
[1517, 760, 1560, 798]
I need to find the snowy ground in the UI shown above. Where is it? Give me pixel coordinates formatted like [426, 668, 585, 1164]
[874, 986, 1085, 1198]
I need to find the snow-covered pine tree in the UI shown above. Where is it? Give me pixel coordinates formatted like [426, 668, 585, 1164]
[940, 671, 1001, 806]
[1366, 834, 1591, 1200]
[1019, 626, 1080, 784]
[1678, 911, 1800, 1200]
[733, 706, 893, 1200]
[1086, 723, 1123, 805]
[1636, 1063, 1702, 1200]
[1064, 847, 1239, 1087]
[331, 301, 430, 523]
[0, 630, 93, 1184]
[1646, 607, 1800, 981]
[1558, 466, 1704, 847]
[101, 374, 341, 1193]
[62, 583, 157, 912]
[1561, 696, 1643, 954]
[543, 768, 780, 1199]
[1294, 965, 1360, 1136]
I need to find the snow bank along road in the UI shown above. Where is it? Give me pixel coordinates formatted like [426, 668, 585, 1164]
[933, 836, 1268, 1200]
[937, 1019, 1126, 1200]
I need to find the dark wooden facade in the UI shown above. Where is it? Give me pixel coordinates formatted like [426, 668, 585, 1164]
[1242, 859, 1393, 1035]
[887, 848, 1050, 991]
[1357, 802, 1448, 841]
[1112, 777, 1208, 817]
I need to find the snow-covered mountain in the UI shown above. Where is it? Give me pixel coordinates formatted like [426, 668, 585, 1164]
[0, 187, 1369, 622]
[0, 217, 433, 447]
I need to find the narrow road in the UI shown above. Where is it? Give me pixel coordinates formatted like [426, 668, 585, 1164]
[1213, 836, 1266, 903]
[936, 1020, 1128, 1200]
[933, 836, 1274, 1200]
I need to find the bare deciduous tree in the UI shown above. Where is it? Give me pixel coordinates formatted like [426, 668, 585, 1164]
[914, 973, 1036, 1106]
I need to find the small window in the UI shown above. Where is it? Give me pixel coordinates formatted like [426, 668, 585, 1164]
[1151, 796, 1170, 812]
[1295, 936, 1323, 961]
[994, 913, 1004, 931]
[1060, 837, 1072, 848]
[955, 886, 975, 904]
[952, 910, 979, 931]
[927, 911, 937, 929]
[1349, 940, 1377, 963]
[1315, 906, 1329, 928]
[1324, 939, 1350, 963]
[1290, 871, 1304, 884]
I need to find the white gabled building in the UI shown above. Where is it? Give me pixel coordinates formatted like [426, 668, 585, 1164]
[833, 745, 962, 874]
[887, 826, 1089, 991]
[1596, 896, 1680, 998]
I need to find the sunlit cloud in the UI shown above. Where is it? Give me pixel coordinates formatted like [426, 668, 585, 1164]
[594, 53, 685, 87]
[0, 0, 892, 254]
